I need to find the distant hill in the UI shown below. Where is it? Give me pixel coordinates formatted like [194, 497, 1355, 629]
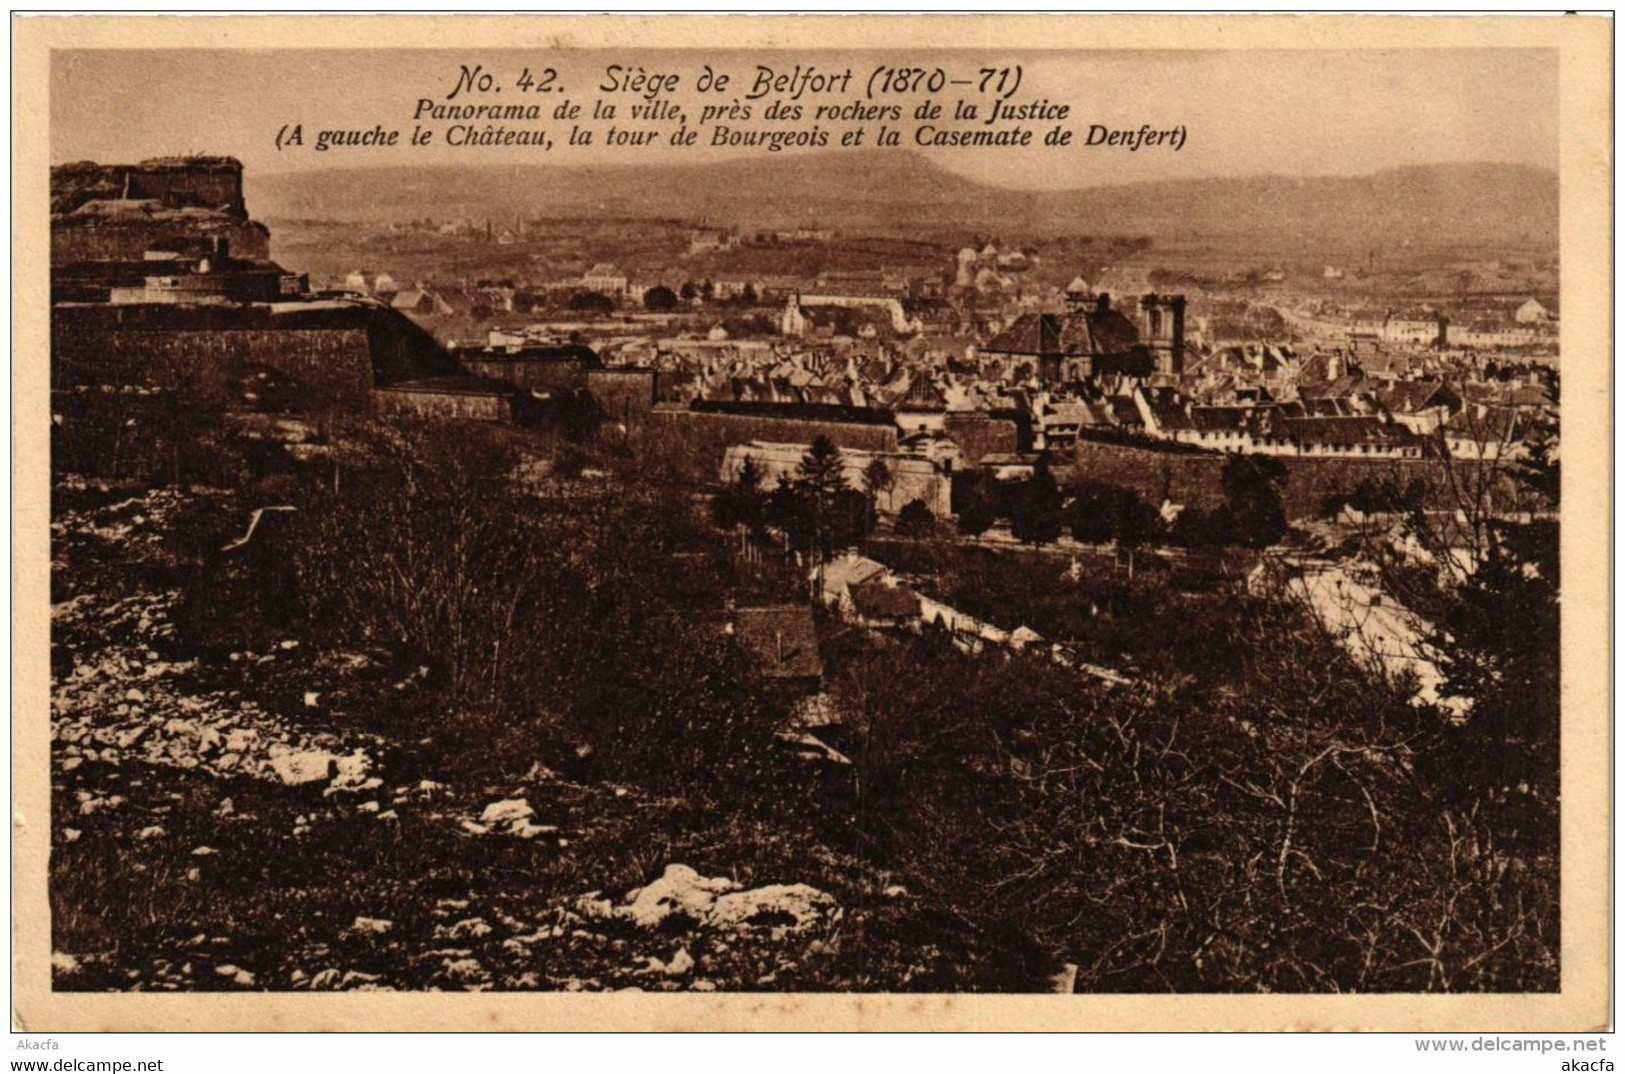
[248, 152, 1557, 248]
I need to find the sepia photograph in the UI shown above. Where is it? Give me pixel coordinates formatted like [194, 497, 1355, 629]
[10, 12, 1612, 1040]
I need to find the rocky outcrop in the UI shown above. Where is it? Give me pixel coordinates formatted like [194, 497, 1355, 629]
[579, 864, 838, 935]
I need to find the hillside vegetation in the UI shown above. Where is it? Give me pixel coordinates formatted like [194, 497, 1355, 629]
[51, 395, 1558, 993]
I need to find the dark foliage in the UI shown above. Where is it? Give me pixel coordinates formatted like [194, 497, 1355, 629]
[568, 290, 615, 314]
[1219, 455, 1289, 548]
[284, 423, 782, 801]
[641, 285, 678, 311]
[895, 499, 936, 539]
[1008, 462, 1064, 547]
[825, 587, 1557, 992]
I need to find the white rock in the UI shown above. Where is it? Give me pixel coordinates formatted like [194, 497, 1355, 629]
[350, 916, 393, 935]
[442, 957, 485, 982]
[446, 918, 493, 940]
[711, 883, 838, 935]
[224, 729, 259, 753]
[331, 751, 371, 785]
[267, 745, 335, 786]
[708, 884, 837, 933]
[191, 845, 217, 857]
[479, 798, 534, 826]
[303, 692, 320, 708]
[620, 864, 741, 929]
[136, 825, 166, 840]
[309, 968, 341, 990]
[214, 964, 240, 978]
[60, 828, 81, 843]
[574, 895, 616, 920]
[665, 947, 695, 976]
[232, 969, 256, 987]
[356, 801, 380, 814]
[51, 952, 80, 975]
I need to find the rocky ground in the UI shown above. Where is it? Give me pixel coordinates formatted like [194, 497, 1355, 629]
[49, 480, 999, 993]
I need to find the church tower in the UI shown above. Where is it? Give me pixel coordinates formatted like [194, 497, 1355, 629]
[1139, 293, 1186, 375]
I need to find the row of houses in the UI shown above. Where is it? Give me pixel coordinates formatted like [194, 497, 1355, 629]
[1346, 300, 1557, 351]
[1133, 385, 1534, 460]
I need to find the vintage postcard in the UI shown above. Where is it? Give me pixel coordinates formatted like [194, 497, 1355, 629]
[11, 14, 1612, 1032]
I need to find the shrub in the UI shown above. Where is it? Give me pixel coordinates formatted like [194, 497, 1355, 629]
[284, 422, 783, 801]
[895, 499, 936, 539]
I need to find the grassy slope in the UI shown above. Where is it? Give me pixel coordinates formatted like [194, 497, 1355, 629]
[49, 479, 1038, 994]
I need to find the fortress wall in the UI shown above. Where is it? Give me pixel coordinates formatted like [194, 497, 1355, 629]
[52, 323, 376, 408]
[52, 220, 271, 263]
[1065, 437, 1448, 519]
[649, 407, 898, 484]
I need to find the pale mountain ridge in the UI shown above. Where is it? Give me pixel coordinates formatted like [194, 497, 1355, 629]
[248, 151, 1557, 246]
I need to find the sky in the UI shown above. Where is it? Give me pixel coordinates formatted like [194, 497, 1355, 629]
[51, 48, 1558, 190]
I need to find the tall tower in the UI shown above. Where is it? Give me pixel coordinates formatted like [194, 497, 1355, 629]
[1140, 293, 1187, 375]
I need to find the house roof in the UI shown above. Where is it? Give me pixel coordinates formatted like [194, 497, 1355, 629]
[1085, 304, 1140, 355]
[1107, 396, 1143, 425]
[982, 312, 1075, 357]
[1377, 379, 1456, 414]
[1444, 404, 1527, 443]
[1507, 384, 1557, 411]
[1188, 405, 1256, 432]
[1278, 416, 1418, 447]
[391, 289, 443, 310]
[897, 377, 948, 412]
[1142, 399, 1193, 431]
[821, 553, 889, 595]
[1299, 373, 1367, 400]
[1043, 402, 1094, 427]
[848, 579, 921, 621]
